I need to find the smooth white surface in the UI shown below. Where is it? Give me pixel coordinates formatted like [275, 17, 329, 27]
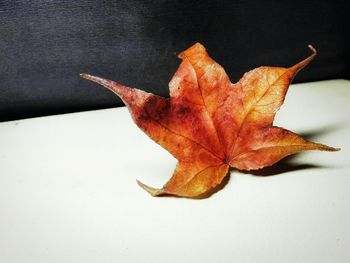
[1, 79, 349, 263]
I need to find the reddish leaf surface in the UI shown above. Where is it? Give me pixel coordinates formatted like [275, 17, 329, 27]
[81, 43, 339, 198]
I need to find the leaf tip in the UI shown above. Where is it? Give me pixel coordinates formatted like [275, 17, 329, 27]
[178, 42, 206, 59]
[79, 73, 128, 97]
[290, 44, 317, 73]
[136, 180, 163, 196]
[80, 73, 97, 82]
[326, 146, 341, 152]
[308, 44, 317, 55]
[80, 73, 90, 79]
[316, 143, 340, 152]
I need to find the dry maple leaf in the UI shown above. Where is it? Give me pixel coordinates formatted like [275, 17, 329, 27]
[80, 43, 339, 198]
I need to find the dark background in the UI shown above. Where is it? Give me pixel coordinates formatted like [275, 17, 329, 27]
[0, 0, 348, 122]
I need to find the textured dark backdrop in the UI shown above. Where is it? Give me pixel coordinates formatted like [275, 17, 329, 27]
[0, 0, 348, 122]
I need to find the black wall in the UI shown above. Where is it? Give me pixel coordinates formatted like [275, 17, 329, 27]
[0, 0, 348, 122]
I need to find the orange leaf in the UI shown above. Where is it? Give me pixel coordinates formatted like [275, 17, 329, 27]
[80, 43, 339, 198]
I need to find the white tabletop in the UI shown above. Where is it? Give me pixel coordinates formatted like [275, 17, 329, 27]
[1, 79, 349, 263]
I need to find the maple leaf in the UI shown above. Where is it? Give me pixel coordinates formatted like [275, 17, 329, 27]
[80, 43, 339, 198]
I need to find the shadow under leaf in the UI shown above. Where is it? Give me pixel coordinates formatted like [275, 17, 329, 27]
[298, 124, 344, 141]
[242, 155, 325, 177]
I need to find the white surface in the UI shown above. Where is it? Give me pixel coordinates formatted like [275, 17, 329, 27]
[0, 79, 349, 263]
